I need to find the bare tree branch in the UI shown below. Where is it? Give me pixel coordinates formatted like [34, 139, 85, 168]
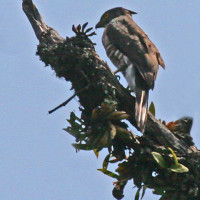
[22, 1, 200, 199]
[22, 0, 64, 43]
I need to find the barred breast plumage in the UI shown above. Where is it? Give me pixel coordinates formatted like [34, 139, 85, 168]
[96, 7, 165, 133]
[102, 29, 136, 91]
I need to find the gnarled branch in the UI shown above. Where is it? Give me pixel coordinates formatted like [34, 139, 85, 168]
[22, 1, 200, 199]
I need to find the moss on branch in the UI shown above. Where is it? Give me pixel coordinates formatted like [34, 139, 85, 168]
[23, 1, 200, 199]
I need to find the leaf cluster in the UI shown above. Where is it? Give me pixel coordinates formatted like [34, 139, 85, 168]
[35, 22, 199, 200]
[64, 103, 198, 200]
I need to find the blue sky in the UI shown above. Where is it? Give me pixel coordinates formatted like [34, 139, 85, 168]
[1, 1, 200, 200]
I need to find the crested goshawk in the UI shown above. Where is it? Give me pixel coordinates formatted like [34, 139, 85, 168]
[96, 7, 165, 132]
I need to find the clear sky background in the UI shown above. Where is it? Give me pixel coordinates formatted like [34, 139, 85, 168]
[1, 1, 200, 200]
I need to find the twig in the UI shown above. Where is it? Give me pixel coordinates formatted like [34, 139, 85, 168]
[48, 87, 88, 114]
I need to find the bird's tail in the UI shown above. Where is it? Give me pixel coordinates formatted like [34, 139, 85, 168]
[135, 89, 149, 133]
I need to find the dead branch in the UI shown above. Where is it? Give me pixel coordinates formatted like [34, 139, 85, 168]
[22, 1, 200, 199]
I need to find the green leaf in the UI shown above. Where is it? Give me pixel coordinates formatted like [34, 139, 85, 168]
[168, 148, 178, 165]
[72, 143, 94, 150]
[67, 112, 83, 131]
[169, 163, 189, 173]
[135, 187, 141, 200]
[97, 168, 119, 179]
[63, 128, 77, 137]
[70, 112, 82, 123]
[103, 154, 110, 169]
[141, 186, 147, 200]
[109, 158, 119, 163]
[152, 152, 168, 168]
[149, 102, 155, 116]
[93, 149, 99, 158]
[152, 151, 189, 173]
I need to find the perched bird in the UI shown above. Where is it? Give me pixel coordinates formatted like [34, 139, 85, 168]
[96, 7, 165, 133]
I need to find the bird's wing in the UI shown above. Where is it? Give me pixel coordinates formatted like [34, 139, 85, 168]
[137, 28, 165, 69]
[106, 17, 165, 88]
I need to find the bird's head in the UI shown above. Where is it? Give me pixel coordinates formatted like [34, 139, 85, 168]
[95, 7, 137, 29]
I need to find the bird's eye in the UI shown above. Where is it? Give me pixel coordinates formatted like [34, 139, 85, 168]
[104, 13, 109, 19]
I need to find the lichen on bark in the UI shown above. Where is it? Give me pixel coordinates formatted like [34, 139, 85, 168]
[22, 1, 200, 199]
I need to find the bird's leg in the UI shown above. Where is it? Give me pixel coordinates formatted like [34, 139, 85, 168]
[113, 65, 128, 80]
[113, 68, 122, 75]
[113, 65, 127, 75]
[112, 68, 121, 80]
[113, 65, 135, 93]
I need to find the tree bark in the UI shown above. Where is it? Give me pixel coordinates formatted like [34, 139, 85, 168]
[22, 1, 200, 199]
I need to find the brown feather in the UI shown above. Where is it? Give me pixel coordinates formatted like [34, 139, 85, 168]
[98, 7, 165, 132]
[106, 15, 165, 89]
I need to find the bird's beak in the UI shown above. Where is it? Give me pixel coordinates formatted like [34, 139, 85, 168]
[95, 21, 103, 29]
[126, 9, 137, 15]
[131, 11, 137, 15]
